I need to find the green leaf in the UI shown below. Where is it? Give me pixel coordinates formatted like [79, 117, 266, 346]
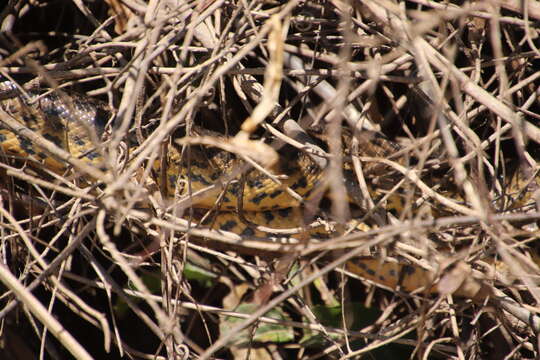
[220, 303, 294, 346]
[300, 303, 381, 347]
[183, 262, 217, 287]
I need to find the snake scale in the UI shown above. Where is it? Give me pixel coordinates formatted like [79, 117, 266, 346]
[0, 80, 538, 300]
[0, 82, 334, 237]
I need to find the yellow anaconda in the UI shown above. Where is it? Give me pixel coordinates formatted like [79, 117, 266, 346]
[0, 91, 320, 213]
[0, 84, 351, 243]
[0, 82, 538, 300]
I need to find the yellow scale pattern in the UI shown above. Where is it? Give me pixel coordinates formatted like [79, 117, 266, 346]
[0, 84, 537, 300]
[0, 87, 331, 239]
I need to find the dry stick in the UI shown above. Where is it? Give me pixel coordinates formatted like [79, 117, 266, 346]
[229, 67, 414, 82]
[0, 206, 112, 343]
[358, 0, 540, 314]
[0, 205, 103, 359]
[284, 52, 377, 131]
[360, 0, 540, 146]
[341, 327, 418, 359]
[178, 0, 226, 62]
[71, 0, 113, 40]
[0, 217, 111, 334]
[0, 65, 419, 82]
[96, 201, 540, 326]
[233, 14, 284, 149]
[412, 41, 485, 219]
[446, 294, 466, 360]
[283, 45, 420, 133]
[504, 0, 540, 20]
[111, 17, 152, 151]
[279, 120, 329, 168]
[0, 205, 65, 276]
[232, 65, 330, 161]
[350, 144, 388, 226]
[154, 215, 309, 252]
[420, 37, 539, 193]
[362, 156, 476, 216]
[232, 83, 335, 210]
[325, 10, 354, 226]
[75, 243, 168, 354]
[300, 210, 540, 255]
[408, 0, 538, 26]
[0, 165, 95, 201]
[106, 4, 190, 213]
[0, 42, 48, 69]
[101, 3, 298, 199]
[156, 204, 540, 257]
[494, 293, 540, 333]
[175, 137, 305, 209]
[160, 15, 295, 213]
[95, 210, 176, 343]
[66, 283, 445, 350]
[418, 38, 540, 145]
[0, 263, 94, 360]
[198, 235, 385, 360]
[0, 194, 94, 237]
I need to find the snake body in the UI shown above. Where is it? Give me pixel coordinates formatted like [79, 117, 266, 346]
[0, 96, 314, 210]
[0, 82, 336, 237]
[1, 82, 538, 299]
[0, 88, 107, 171]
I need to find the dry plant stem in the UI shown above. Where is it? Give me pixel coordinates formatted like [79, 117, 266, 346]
[70, 0, 112, 39]
[0, 205, 65, 276]
[0, 263, 93, 360]
[198, 234, 391, 360]
[446, 295, 466, 360]
[235, 14, 283, 138]
[412, 43, 485, 213]
[361, 0, 540, 144]
[109, 3, 169, 183]
[326, 14, 353, 225]
[1, 165, 95, 201]
[493, 293, 540, 333]
[177, 136, 281, 187]
[284, 52, 377, 131]
[418, 38, 540, 144]
[361, 157, 476, 216]
[279, 120, 329, 168]
[0, 220, 96, 311]
[0, 65, 419, 82]
[409, 0, 540, 23]
[0, 207, 112, 348]
[0, 42, 48, 69]
[95, 210, 181, 344]
[494, 233, 540, 304]
[171, 142, 303, 207]
[423, 337, 456, 360]
[342, 328, 419, 358]
[2, 1, 539, 357]
[230, 66, 414, 82]
[101, 4, 296, 198]
[76, 244, 167, 351]
[153, 216, 308, 254]
[73, 286, 447, 351]
[301, 211, 540, 255]
[155, 206, 540, 257]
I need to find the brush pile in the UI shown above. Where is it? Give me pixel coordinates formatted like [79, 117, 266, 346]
[1, 1, 539, 359]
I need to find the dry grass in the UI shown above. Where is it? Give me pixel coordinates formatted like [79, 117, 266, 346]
[1, 1, 540, 359]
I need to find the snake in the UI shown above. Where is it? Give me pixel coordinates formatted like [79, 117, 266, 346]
[1, 81, 538, 300]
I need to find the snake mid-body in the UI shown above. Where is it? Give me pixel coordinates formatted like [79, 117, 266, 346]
[0, 81, 538, 300]
[0, 82, 338, 238]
